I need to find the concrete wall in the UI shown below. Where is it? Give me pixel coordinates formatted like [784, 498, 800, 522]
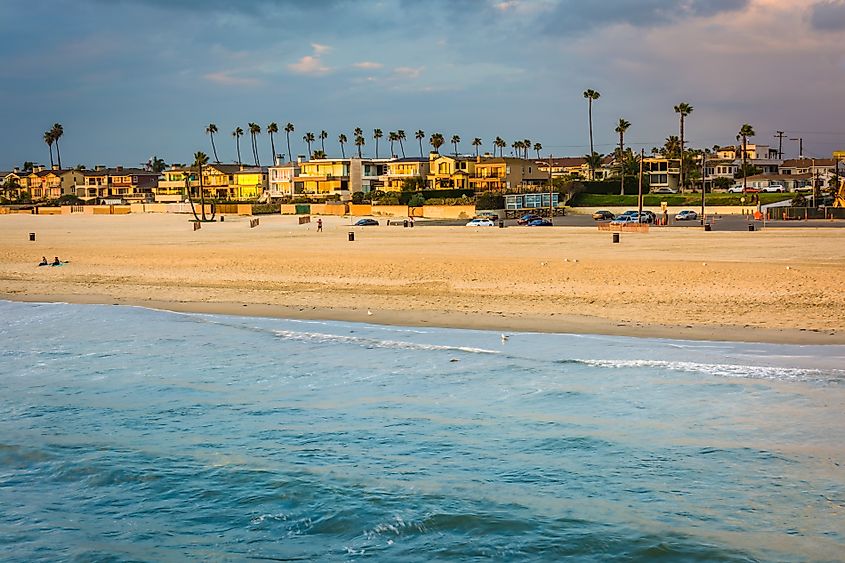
[348, 204, 373, 216]
[568, 205, 762, 216]
[420, 205, 476, 219]
[372, 205, 409, 217]
[36, 207, 62, 215]
[310, 203, 348, 216]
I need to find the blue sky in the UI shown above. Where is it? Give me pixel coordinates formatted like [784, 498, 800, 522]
[1, 0, 844, 169]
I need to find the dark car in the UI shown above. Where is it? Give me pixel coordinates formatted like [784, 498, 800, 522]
[527, 218, 553, 226]
[517, 213, 542, 225]
[592, 210, 615, 221]
[354, 218, 379, 226]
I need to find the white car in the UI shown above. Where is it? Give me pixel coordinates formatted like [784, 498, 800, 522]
[761, 185, 785, 193]
[727, 186, 744, 193]
[652, 187, 677, 194]
[465, 218, 495, 227]
[675, 210, 698, 221]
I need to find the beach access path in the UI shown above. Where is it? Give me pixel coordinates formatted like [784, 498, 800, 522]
[2, 213, 844, 344]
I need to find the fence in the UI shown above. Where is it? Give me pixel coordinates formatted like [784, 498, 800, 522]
[773, 207, 845, 220]
[597, 223, 650, 233]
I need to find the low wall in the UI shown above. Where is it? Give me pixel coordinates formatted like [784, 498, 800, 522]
[348, 204, 373, 216]
[372, 205, 409, 217]
[310, 203, 347, 216]
[420, 205, 476, 219]
[36, 207, 62, 215]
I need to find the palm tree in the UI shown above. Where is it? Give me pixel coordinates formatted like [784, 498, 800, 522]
[533, 142, 543, 159]
[397, 130, 407, 157]
[148, 156, 166, 173]
[189, 151, 210, 222]
[354, 134, 365, 158]
[584, 152, 604, 175]
[267, 122, 279, 163]
[494, 137, 506, 157]
[523, 139, 531, 159]
[583, 89, 600, 179]
[51, 123, 64, 169]
[303, 132, 315, 159]
[373, 129, 383, 158]
[44, 130, 55, 168]
[319, 130, 328, 154]
[248, 123, 261, 166]
[206, 123, 220, 163]
[312, 149, 327, 159]
[232, 127, 244, 165]
[674, 102, 693, 192]
[284, 123, 295, 163]
[615, 118, 631, 195]
[472, 137, 482, 157]
[388, 131, 398, 157]
[738, 123, 756, 193]
[661, 136, 681, 158]
[429, 133, 444, 154]
[338, 133, 348, 158]
[415, 129, 425, 157]
[451, 134, 461, 156]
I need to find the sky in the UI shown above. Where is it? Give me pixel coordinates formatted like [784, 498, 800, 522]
[1, 0, 844, 169]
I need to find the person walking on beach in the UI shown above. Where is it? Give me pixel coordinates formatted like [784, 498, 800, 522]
[316, 218, 323, 232]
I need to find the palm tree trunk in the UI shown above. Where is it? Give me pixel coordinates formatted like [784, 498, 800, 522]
[588, 100, 594, 180]
[375, 139, 379, 159]
[186, 176, 200, 222]
[419, 139, 423, 158]
[679, 116, 685, 193]
[286, 134, 292, 163]
[399, 139, 405, 157]
[742, 136, 748, 193]
[270, 134, 276, 163]
[340, 142, 346, 158]
[48, 145, 54, 168]
[199, 170, 207, 222]
[55, 139, 62, 169]
[211, 134, 220, 163]
[619, 133, 625, 196]
[236, 138, 242, 165]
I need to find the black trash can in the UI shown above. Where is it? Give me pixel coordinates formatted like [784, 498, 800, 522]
[748, 224, 755, 232]
[348, 231, 355, 241]
[403, 220, 408, 228]
[220, 215, 224, 222]
[704, 224, 711, 231]
[612, 232, 620, 244]
[499, 220, 504, 228]
[29, 232, 36, 241]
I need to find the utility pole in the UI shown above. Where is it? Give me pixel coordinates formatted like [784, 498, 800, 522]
[701, 150, 706, 227]
[548, 154, 553, 221]
[774, 131, 785, 159]
[790, 137, 804, 159]
[638, 148, 644, 220]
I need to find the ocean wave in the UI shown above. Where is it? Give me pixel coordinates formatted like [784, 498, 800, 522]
[562, 358, 844, 383]
[271, 330, 500, 355]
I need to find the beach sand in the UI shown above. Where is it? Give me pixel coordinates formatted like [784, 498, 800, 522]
[2, 213, 844, 344]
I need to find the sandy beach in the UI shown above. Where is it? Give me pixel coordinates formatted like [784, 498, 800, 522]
[2, 213, 844, 344]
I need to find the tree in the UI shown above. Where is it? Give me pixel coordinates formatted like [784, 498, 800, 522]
[583, 89, 600, 178]
[232, 127, 244, 165]
[206, 123, 220, 163]
[147, 156, 166, 173]
[312, 149, 327, 159]
[318, 130, 328, 154]
[472, 137, 482, 157]
[584, 152, 604, 175]
[373, 128, 383, 158]
[303, 132, 315, 159]
[44, 130, 55, 168]
[737, 123, 756, 193]
[523, 139, 531, 159]
[354, 134, 365, 157]
[397, 130, 406, 157]
[338, 133, 348, 158]
[187, 151, 210, 222]
[674, 102, 693, 192]
[429, 133, 444, 153]
[388, 131, 398, 157]
[415, 129, 425, 157]
[534, 142, 543, 159]
[512, 141, 521, 157]
[267, 122, 279, 162]
[451, 134, 461, 156]
[284, 123, 295, 163]
[494, 137, 506, 157]
[615, 118, 631, 194]
[51, 123, 64, 169]
[661, 136, 681, 158]
[248, 123, 261, 166]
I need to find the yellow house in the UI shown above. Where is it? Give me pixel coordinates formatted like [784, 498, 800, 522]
[426, 153, 476, 189]
[470, 157, 547, 192]
[155, 164, 267, 202]
[296, 159, 350, 195]
[383, 158, 430, 191]
[23, 167, 84, 200]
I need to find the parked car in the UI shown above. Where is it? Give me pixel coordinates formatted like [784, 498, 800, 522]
[675, 210, 698, 221]
[761, 185, 785, 193]
[637, 210, 656, 223]
[652, 187, 677, 194]
[465, 218, 495, 227]
[527, 218, 553, 226]
[592, 210, 615, 221]
[610, 215, 638, 225]
[354, 218, 379, 226]
[728, 185, 759, 193]
[516, 213, 542, 225]
[475, 211, 500, 221]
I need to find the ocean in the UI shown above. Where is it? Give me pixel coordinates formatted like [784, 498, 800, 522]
[1, 300, 844, 561]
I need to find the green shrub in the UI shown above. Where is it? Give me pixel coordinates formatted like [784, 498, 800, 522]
[408, 194, 425, 207]
[476, 191, 504, 209]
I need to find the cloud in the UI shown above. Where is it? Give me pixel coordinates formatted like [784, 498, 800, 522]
[203, 71, 261, 86]
[809, 0, 845, 30]
[288, 55, 331, 75]
[353, 61, 383, 70]
[393, 66, 423, 79]
[311, 42, 331, 55]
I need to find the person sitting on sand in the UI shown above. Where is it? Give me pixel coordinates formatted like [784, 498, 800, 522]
[39, 256, 48, 266]
[51, 256, 61, 266]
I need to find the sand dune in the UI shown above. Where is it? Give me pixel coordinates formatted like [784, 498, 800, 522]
[2, 213, 844, 344]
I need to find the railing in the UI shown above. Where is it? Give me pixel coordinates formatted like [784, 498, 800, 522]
[597, 223, 650, 233]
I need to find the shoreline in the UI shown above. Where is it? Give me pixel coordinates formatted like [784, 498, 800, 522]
[4, 293, 842, 345]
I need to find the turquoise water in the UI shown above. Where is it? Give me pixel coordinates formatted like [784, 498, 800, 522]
[1, 301, 844, 562]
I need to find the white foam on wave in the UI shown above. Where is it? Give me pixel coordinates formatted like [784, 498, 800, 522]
[272, 329, 499, 355]
[572, 358, 844, 383]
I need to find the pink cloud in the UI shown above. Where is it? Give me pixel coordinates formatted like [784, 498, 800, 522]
[203, 71, 261, 87]
[288, 55, 331, 75]
[353, 61, 383, 70]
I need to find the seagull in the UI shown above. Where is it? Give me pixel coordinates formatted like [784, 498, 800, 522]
[501, 334, 509, 343]
[367, 309, 373, 316]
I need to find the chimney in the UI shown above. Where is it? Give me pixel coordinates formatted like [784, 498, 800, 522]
[95, 165, 106, 171]
[52, 164, 60, 171]
[297, 155, 304, 164]
[13, 167, 19, 173]
[116, 166, 124, 172]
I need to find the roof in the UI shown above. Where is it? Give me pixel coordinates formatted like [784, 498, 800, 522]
[537, 157, 586, 168]
[82, 167, 158, 176]
[745, 172, 812, 181]
[781, 158, 834, 167]
[166, 164, 265, 174]
[391, 157, 429, 163]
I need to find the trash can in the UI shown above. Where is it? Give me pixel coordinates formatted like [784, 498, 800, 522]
[704, 224, 711, 232]
[403, 220, 408, 228]
[29, 233, 36, 241]
[499, 220, 504, 228]
[220, 215, 224, 222]
[348, 231, 355, 241]
[612, 233, 620, 244]
[748, 224, 755, 232]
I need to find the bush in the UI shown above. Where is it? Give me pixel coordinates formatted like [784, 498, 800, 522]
[351, 191, 365, 204]
[407, 194, 425, 207]
[476, 191, 504, 210]
[251, 203, 281, 215]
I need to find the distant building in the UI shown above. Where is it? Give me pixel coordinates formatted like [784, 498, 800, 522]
[77, 166, 159, 203]
[156, 164, 266, 202]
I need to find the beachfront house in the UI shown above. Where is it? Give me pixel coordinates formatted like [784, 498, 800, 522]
[155, 164, 267, 202]
[267, 161, 300, 198]
[21, 166, 85, 201]
[643, 156, 681, 192]
[382, 157, 430, 192]
[470, 157, 548, 192]
[426, 153, 476, 190]
[77, 166, 159, 203]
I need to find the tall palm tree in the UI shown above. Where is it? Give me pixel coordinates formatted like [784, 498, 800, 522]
[523, 139, 531, 159]
[232, 127, 244, 165]
[50, 123, 64, 169]
[284, 123, 295, 163]
[338, 133, 348, 158]
[583, 89, 600, 179]
[189, 151, 210, 222]
[354, 134, 365, 158]
[415, 129, 425, 157]
[533, 142, 543, 159]
[373, 128, 383, 158]
[429, 133, 444, 154]
[494, 137, 505, 157]
[397, 130, 407, 157]
[388, 131, 398, 157]
[248, 123, 261, 166]
[512, 141, 521, 157]
[451, 134, 461, 156]
[148, 155, 166, 173]
[738, 123, 756, 193]
[206, 123, 220, 163]
[319, 130, 328, 154]
[312, 150, 327, 159]
[303, 132, 315, 159]
[267, 122, 278, 163]
[674, 102, 693, 192]
[44, 130, 55, 168]
[472, 137, 482, 157]
[584, 152, 604, 175]
[615, 118, 631, 195]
